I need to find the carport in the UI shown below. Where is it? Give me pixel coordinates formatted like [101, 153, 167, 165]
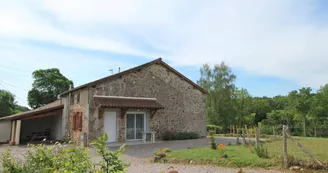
[0, 100, 64, 145]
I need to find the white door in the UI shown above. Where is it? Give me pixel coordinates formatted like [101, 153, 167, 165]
[104, 111, 117, 142]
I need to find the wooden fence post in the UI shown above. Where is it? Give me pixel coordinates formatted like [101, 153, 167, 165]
[236, 129, 240, 144]
[255, 127, 260, 148]
[245, 125, 252, 152]
[286, 132, 324, 167]
[242, 128, 246, 144]
[273, 126, 275, 137]
[283, 125, 288, 169]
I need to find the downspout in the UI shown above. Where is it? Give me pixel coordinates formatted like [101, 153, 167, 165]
[86, 86, 90, 146]
[67, 85, 72, 140]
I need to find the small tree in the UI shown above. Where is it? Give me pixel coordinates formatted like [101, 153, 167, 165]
[91, 134, 129, 173]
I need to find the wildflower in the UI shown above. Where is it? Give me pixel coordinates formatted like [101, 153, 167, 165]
[217, 144, 228, 149]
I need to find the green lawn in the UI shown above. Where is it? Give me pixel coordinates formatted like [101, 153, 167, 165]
[166, 146, 277, 168]
[265, 137, 328, 163]
[165, 137, 328, 169]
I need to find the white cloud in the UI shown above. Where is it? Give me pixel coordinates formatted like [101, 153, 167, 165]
[1, 0, 328, 105]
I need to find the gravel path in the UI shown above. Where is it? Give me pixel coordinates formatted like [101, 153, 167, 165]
[123, 155, 285, 173]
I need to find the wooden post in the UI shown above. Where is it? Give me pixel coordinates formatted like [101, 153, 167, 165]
[245, 125, 252, 152]
[283, 125, 288, 169]
[286, 132, 324, 167]
[303, 119, 306, 137]
[273, 126, 275, 137]
[255, 127, 260, 149]
[242, 128, 246, 144]
[236, 129, 240, 144]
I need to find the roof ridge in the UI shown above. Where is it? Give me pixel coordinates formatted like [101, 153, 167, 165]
[60, 57, 208, 95]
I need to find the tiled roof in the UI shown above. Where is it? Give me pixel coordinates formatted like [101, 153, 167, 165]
[60, 58, 208, 96]
[94, 96, 164, 109]
[0, 100, 63, 121]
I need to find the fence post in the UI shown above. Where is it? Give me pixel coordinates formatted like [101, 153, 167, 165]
[273, 126, 275, 137]
[255, 127, 260, 149]
[236, 129, 240, 144]
[242, 128, 246, 144]
[283, 125, 288, 169]
[245, 125, 252, 152]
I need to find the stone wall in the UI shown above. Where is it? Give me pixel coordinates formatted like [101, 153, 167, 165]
[88, 63, 206, 141]
[65, 88, 89, 144]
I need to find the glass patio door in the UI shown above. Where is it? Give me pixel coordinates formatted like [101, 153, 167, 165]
[126, 113, 145, 141]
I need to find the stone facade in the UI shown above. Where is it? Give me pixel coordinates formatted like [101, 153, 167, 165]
[62, 61, 206, 143]
[62, 88, 89, 143]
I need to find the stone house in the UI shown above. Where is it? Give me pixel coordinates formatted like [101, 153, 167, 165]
[0, 58, 207, 145]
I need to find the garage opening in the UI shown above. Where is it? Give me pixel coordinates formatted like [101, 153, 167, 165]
[20, 110, 63, 143]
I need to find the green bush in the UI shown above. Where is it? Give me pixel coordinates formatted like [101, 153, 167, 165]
[0, 134, 129, 173]
[1, 142, 92, 173]
[206, 125, 223, 134]
[208, 131, 216, 150]
[162, 131, 200, 141]
[154, 148, 172, 159]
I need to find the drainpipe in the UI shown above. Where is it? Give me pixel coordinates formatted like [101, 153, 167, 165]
[67, 85, 72, 140]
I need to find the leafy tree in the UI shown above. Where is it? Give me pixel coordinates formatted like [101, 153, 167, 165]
[198, 62, 236, 131]
[28, 68, 73, 109]
[0, 90, 16, 117]
[251, 97, 272, 125]
[287, 87, 313, 137]
[235, 88, 252, 126]
[13, 105, 29, 113]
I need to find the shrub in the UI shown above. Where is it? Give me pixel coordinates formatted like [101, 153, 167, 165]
[1, 149, 25, 173]
[154, 148, 171, 159]
[1, 142, 93, 173]
[255, 143, 269, 158]
[0, 134, 129, 173]
[206, 125, 223, 134]
[162, 131, 200, 141]
[209, 131, 216, 150]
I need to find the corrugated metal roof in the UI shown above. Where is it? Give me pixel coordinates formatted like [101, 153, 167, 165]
[0, 100, 63, 121]
[94, 95, 164, 109]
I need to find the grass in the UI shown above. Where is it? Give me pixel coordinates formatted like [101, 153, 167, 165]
[265, 137, 328, 163]
[166, 145, 277, 168]
[165, 137, 328, 170]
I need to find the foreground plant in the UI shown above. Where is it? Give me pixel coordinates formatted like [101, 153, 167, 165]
[1, 142, 92, 173]
[209, 131, 216, 150]
[91, 133, 129, 173]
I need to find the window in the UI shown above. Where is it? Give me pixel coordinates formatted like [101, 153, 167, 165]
[77, 93, 80, 104]
[70, 94, 74, 105]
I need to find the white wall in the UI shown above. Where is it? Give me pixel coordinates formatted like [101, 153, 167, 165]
[0, 121, 11, 143]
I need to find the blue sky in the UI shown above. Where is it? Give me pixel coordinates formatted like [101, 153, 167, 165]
[1, 0, 328, 107]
